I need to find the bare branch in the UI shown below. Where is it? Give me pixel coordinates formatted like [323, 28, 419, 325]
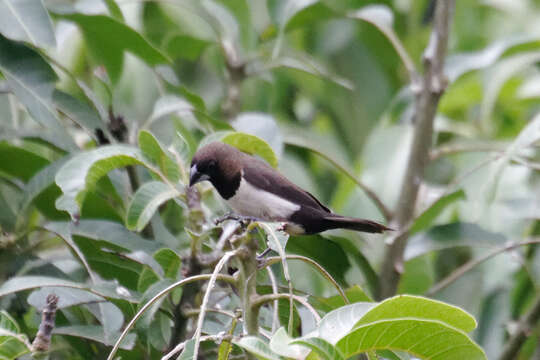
[378, 0, 456, 299]
[499, 293, 540, 360]
[427, 238, 540, 296]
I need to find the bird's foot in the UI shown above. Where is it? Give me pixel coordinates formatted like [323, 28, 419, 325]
[214, 213, 259, 228]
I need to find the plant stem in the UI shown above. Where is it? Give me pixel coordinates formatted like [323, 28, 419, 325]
[378, 0, 455, 300]
[427, 239, 540, 296]
[499, 294, 540, 360]
[237, 238, 260, 335]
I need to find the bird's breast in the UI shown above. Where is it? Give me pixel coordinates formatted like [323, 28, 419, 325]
[226, 177, 300, 221]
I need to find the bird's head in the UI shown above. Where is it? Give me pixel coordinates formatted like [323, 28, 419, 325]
[189, 142, 242, 188]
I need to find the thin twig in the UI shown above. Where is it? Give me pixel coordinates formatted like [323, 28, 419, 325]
[499, 293, 540, 360]
[162, 334, 234, 360]
[260, 224, 294, 335]
[261, 255, 349, 305]
[251, 293, 321, 324]
[378, 0, 456, 299]
[427, 239, 540, 296]
[285, 141, 392, 221]
[430, 141, 507, 161]
[266, 267, 280, 334]
[106, 274, 236, 360]
[192, 250, 239, 360]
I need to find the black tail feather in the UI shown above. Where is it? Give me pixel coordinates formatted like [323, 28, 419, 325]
[324, 215, 392, 233]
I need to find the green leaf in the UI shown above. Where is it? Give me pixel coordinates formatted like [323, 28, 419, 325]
[0, 35, 75, 151]
[165, 34, 211, 61]
[153, 248, 181, 279]
[53, 90, 106, 138]
[269, 327, 308, 358]
[405, 222, 507, 260]
[178, 339, 195, 360]
[45, 220, 159, 254]
[291, 337, 345, 360]
[311, 285, 372, 313]
[54, 325, 136, 350]
[409, 190, 465, 234]
[285, 1, 338, 32]
[267, 56, 354, 90]
[222, 132, 279, 168]
[316, 302, 376, 344]
[0, 0, 56, 46]
[136, 279, 175, 327]
[0, 141, 50, 182]
[104, 0, 124, 21]
[28, 287, 103, 309]
[54, 144, 148, 219]
[234, 336, 283, 360]
[138, 130, 181, 183]
[126, 181, 178, 232]
[355, 295, 477, 333]
[20, 157, 68, 212]
[0, 276, 85, 298]
[336, 319, 485, 359]
[56, 13, 169, 83]
[286, 235, 350, 286]
[232, 113, 283, 159]
[0, 311, 30, 360]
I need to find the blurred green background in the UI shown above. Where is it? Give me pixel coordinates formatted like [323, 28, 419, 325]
[0, 0, 539, 359]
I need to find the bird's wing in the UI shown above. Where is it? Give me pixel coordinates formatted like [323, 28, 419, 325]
[242, 159, 332, 213]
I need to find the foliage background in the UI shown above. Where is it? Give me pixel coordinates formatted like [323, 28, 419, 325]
[0, 0, 538, 359]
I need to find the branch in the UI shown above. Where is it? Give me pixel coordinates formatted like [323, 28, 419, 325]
[261, 255, 349, 305]
[430, 141, 507, 161]
[285, 141, 392, 221]
[106, 273, 236, 360]
[427, 238, 540, 296]
[162, 334, 234, 360]
[192, 250, 239, 359]
[378, 0, 455, 299]
[499, 293, 540, 360]
[251, 293, 321, 324]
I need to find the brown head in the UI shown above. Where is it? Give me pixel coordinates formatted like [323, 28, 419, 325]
[189, 142, 244, 199]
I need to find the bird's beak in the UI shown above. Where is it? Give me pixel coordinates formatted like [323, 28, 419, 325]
[189, 164, 209, 187]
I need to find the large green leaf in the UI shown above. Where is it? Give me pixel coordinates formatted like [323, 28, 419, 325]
[336, 319, 485, 359]
[291, 337, 345, 360]
[315, 302, 376, 344]
[0, 0, 55, 46]
[286, 235, 351, 286]
[54, 145, 149, 219]
[0, 141, 50, 182]
[138, 130, 181, 183]
[53, 90, 106, 137]
[126, 181, 179, 232]
[0, 311, 30, 360]
[284, 1, 338, 32]
[0, 35, 75, 150]
[405, 222, 507, 260]
[54, 325, 136, 350]
[222, 132, 279, 168]
[20, 157, 68, 211]
[45, 220, 159, 254]
[57, 13, 169, 83]
[409, 190, 466, 234]
[354, 295, 477, 333]
[234, 337, 283, 360]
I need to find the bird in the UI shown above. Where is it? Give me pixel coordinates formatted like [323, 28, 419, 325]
[189, 141, 391, 235]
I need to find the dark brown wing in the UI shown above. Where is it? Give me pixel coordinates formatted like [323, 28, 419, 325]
[242, 158, 332, 213]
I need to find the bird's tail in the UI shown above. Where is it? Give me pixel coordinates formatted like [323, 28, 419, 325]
[323, 215, 392, 233]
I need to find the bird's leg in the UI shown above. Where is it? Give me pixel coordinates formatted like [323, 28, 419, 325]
[214, 212, 259, 227]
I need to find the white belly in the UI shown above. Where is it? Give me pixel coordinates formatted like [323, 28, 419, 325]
[226, 177, 300, 221]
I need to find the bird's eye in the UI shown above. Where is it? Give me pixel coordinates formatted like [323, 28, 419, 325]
[207, 160, 216, 170]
